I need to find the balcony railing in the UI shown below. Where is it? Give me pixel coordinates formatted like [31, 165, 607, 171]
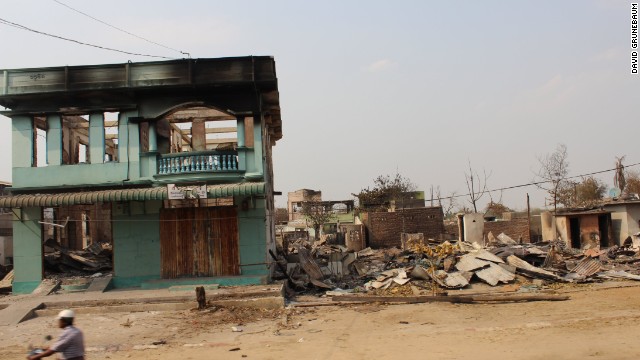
[157, 150, 239, 175]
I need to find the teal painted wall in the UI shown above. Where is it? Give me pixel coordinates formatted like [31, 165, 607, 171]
[238, 198, 268, 276]
[12, 207, 42, 294]
[12, 115, 32, 171]
[46, 115, 62, 166]
[12, 111, 146, 190]
[112, 202, 161, 288]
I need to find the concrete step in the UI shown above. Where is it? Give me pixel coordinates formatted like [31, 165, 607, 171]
[86, 276, 113, 292]
[140, 275, 266, 290]
[168, 284, 219, 292]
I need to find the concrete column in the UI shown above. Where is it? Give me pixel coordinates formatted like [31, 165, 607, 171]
[117, 111, 140, 163]
[11, 115, 33, 169]
[12, 207, 42, 294]
[89, 113, 105, 164]
[46, 115, 62, 166]
[118, 113, 129, 162]
[148, 122, 157, 152]
[253, 117, 263, 174]
[236, 116, 245, 148]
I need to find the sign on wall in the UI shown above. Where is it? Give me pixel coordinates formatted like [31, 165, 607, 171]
[167, 184, 208, 200]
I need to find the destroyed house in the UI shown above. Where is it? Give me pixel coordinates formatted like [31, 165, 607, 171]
[0, 57, 282, 293]
[552, 209, 613, 249]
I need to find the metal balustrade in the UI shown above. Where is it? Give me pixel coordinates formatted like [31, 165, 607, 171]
[157, 151, 239, 175]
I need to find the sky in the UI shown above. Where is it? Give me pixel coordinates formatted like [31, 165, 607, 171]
[0, 0, 638, 211]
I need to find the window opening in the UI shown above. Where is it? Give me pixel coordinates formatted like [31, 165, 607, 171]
[104, 112, 119, 162]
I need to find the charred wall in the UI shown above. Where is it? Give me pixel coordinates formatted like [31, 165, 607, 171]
[484, 218, 531, 243]
[366, 207, 445, 248]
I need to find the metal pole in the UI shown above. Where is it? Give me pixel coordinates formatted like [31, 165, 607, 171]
[527, 193, 532, 243]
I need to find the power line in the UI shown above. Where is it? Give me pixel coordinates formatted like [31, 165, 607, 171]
[436, 161, 640, 201]
[52, 0, 190, 58]
[0, 17, 175, 60]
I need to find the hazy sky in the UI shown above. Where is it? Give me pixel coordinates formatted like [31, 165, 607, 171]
[0, 1, 638, 210]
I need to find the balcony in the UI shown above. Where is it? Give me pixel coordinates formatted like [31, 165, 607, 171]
[157, 150, 239, 175]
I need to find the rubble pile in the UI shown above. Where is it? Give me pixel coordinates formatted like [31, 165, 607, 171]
[276, 232, 640, 297]
[43, 238, 113, 275]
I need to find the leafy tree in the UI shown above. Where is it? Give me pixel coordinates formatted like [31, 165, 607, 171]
[484, 201, 512, 217]
[625, 170, 640, 196]
[574, 176, 606, 206]
[275, 207, 289, 224]
[300, 201, 335, 240]
[354, 172, 417, 211]
[556, 176, 606, 208]
[535, 144, 570, 212]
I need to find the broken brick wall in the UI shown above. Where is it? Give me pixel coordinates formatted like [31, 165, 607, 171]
[484, 218, 531, 243]
[366, 207, 445, 248]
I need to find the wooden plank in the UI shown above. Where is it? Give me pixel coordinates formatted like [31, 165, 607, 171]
[139, 122, 149, 153]
[170, 123, 192, 146]
[205, 138, 238, 145]
[245, 117, 254, 147]
[181, 127, 237, 135]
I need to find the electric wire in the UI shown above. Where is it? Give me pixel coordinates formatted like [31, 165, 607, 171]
[0, 17, 175, 59]
[52, 0, 190, 57]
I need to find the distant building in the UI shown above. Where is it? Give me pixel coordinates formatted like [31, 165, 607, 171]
[287, 189, 322, 221]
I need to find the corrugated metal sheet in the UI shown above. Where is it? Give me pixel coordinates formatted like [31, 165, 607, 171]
[569, 257, 601, 277]
[0, 182, 265, 208]
[475, 263, 516, 286]
[474, 249, 505, 264]
[455, 254, 491, 272]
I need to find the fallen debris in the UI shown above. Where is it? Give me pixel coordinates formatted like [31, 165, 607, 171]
[275, 229, 640, 302]
[332, 294, 570, 304]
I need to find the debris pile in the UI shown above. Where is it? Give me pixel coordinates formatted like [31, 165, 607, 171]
[44, 238, 112, 275]
[275, 232, 640, 298]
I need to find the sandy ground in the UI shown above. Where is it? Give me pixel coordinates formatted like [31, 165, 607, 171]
[2, 283, 640, 360]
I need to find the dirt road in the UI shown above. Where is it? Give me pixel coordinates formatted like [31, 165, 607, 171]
[2, 283, 640, 360]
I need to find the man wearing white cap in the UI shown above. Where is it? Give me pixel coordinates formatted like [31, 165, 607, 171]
[28, 309, 85, 360]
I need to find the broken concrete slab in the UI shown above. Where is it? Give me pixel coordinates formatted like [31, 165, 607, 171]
[0, 301, 44, 325]
[32, 279, 61, 296]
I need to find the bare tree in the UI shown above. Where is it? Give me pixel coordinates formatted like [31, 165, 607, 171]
[615, 156, 626, 193]
[300, 201, 335, 240]
[434, 186, 457, 217]
[535, 144, 570, 212]
[464, 160, 490, 213]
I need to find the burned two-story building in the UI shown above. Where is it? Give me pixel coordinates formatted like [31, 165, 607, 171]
[0, 56, 283, 293]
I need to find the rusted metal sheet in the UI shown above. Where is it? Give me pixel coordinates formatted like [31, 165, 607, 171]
[160, 206, 239, 279]
[568, 257, 601, 278]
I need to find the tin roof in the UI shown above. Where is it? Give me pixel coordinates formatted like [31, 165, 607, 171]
[0, 182, 265, 207]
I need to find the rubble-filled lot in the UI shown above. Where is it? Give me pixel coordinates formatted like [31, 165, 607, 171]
[277, 232, 640, 299]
